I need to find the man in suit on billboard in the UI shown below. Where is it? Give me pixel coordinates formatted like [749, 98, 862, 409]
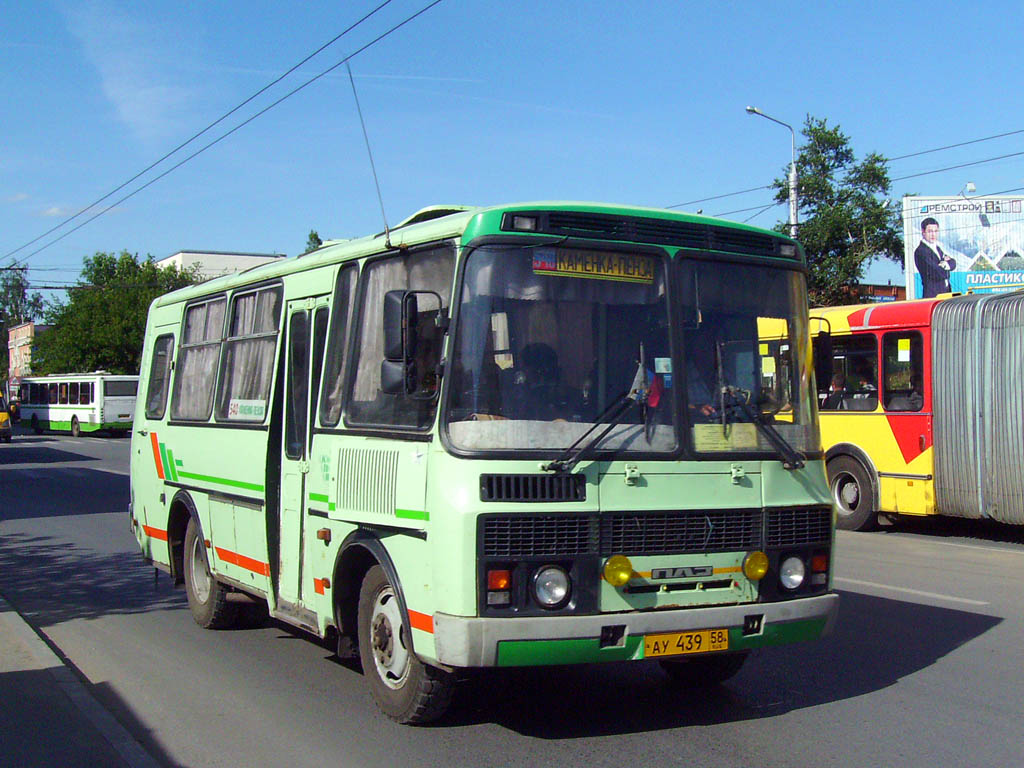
[914, 217, 956, 298]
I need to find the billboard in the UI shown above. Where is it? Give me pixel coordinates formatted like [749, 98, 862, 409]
[903, 195, 1024, 299]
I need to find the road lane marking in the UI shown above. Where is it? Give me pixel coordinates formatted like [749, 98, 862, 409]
[834, 577, 989, 606]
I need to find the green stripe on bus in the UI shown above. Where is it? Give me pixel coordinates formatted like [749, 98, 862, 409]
[159, 443, 172, 480]
[729, 617, 828, 650]
[176, 471, 265, 492]
[165, 448, 179, 482]
[395, 508, 428, 521]
[309, 493, 336, 511]
[497, 636, 643, 666]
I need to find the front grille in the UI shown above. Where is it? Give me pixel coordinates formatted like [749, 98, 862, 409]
[766, 507, 832, 546]
[480, 473, 586, 502]
[602, 509, 762, 555]
[481, 515, 598, 557]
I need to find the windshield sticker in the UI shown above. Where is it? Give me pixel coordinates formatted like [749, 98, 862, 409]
[532, 248, 655, 283]
[692, 423, 758, 451]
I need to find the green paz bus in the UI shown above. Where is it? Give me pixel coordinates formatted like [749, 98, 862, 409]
[129, 202, 838, 723]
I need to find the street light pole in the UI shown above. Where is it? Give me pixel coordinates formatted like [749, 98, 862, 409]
[746, 106, 798, 239]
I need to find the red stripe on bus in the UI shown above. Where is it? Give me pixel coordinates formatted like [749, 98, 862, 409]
[408, 609, 433, 634]
[142, 525, 168, 541]
[150, 432, 165, 480]
[214, 547, 270, 577]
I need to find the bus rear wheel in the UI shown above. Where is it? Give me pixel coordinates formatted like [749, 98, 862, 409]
[660, 651, 749, 686]
[31, 414, 42, 435]
[828, 456, 877, 531]
[71, 417, 80, 437]
[357, 565, 453, 724]
[183, 517, 237, 629]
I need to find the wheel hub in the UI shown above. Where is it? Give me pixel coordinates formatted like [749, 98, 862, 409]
[372, 614, 394, 664]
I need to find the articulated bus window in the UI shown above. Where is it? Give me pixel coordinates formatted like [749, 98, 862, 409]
[883, 332, 924, 411]
[821, 335, 878, 411]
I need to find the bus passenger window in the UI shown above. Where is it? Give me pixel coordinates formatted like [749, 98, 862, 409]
[145, 335, 175, 420]
[319, 266, 358, 428]
[883, 332, 923, 412]
[821, 335, 878, 411]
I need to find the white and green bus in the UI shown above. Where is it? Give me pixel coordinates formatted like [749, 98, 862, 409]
[130, 202, 838, 723]
[20, 373, 139, 436]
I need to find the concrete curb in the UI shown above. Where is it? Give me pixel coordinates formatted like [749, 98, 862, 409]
[0, 594, 162, 768]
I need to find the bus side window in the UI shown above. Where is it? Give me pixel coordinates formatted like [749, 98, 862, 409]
[171, 297, 227, 421]
[70, 382, 79, 404]
[347, 246, 455, 430]
[820, 334, 878, 411]
[216, 286, 282, 423]
[81, 382, 91, 405]
[145, 334, 175, 420]
[320, 266, 358, 428]
[883, 331, 923, 412]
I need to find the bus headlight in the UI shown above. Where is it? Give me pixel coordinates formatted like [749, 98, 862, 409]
[779, 556, 806, 590]
[533, 565, 570, 608]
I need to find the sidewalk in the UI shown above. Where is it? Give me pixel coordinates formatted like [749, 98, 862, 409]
[0, 594, 160, 768]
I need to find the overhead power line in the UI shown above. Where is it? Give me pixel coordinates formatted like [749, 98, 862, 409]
[676, 126, 1024, 215]
[2, 0, 406, 266]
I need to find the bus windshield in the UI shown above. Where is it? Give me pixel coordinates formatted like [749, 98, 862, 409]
[679, 259, 819, 456]
[446, 244, 676, 454]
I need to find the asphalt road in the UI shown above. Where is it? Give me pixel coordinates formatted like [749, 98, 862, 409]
[2, 432, 1023, 767]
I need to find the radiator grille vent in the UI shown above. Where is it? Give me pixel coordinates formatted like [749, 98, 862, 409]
[482, 515, 598, 557]
[602, 509, 762, 555]
[480, 474, 586, 502]
[766, 507, 832, 546]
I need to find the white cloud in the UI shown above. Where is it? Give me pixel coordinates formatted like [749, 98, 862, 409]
[61, 1, 194, 144]
[41, 205, 76, 217]
[4, 193, 30, 203]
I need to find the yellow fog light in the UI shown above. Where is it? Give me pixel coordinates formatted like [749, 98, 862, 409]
[742, 551, 769, 581]
[603, 555, 634, 587]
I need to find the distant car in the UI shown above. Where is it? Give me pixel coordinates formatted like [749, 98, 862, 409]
[0, 396, 12, 442]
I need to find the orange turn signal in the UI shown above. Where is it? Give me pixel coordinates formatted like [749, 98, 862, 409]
[488, 569, 511, 590]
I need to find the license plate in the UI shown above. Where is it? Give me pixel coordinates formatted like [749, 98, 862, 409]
[644, 628, 729, 658]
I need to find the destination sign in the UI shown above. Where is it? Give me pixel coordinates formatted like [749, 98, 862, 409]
[532, 248, 655, 283]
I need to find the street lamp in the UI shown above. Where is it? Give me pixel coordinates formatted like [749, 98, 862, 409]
[746, 106, 798, 238]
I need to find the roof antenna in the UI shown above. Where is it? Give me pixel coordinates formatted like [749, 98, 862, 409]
[346, 62, 393, 249]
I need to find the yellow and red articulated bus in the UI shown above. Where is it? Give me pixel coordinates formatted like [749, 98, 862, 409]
[810, 291, 1024, 530]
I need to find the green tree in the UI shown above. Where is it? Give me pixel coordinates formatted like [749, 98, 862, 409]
[32, 251, 199, 375]
[1, 265, 45, 386]
[303, 229, 323, 255]
[772, 116, 903, 306]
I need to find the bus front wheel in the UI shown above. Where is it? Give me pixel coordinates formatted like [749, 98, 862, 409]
[828, 456, 877, 531]
[31, 414, 41, 435]
[357, 565, 453, 724]
[183, 517, 237, 629]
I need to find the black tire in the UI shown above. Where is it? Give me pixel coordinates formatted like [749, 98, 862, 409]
[357, 565, 454, 724]
[183, 517, 237, 629]
[71, 417, 80, 437]
[31, 414, 42, 435]
[828, 455, 877, 531]
[660, 651, 749, 686]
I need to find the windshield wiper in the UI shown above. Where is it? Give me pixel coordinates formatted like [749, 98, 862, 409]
[542, 354, 649, 474]
[720, 385, 805, 470]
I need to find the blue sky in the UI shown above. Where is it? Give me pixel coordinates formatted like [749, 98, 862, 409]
[4, 0, 1023, 296]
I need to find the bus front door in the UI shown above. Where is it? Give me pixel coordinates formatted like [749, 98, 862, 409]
[278, 305, 313, 606]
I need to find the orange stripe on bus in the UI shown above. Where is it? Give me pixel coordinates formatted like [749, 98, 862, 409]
[142, 525, 168, 541]
[214, 547, 270, 577]
[150, 432, 165, 480]
[408, 609, 434, 634]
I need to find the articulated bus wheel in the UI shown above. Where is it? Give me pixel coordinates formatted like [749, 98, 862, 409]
[357, 565, 454, 724]
[828, 456, 878, 531]
[183, 517, 237, 629]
